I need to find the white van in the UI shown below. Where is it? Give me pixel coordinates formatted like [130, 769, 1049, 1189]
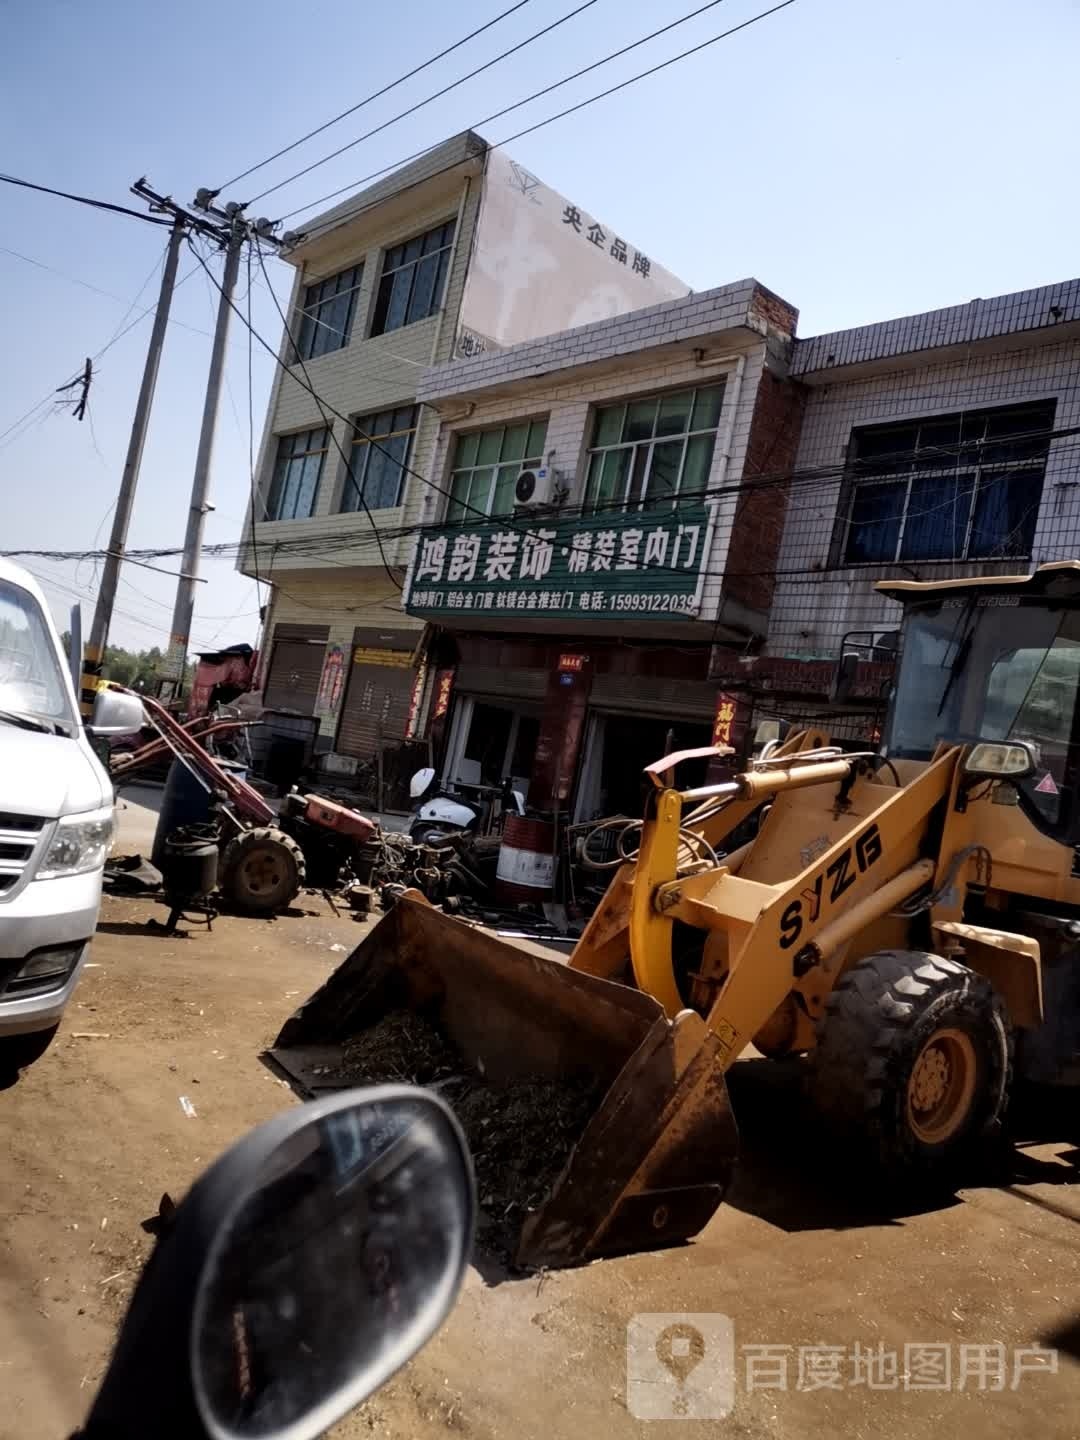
[0, 559, 143, 1072]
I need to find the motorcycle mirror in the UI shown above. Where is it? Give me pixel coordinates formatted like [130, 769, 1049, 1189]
[81, 1088, 475, 1440]
[409, 767, 436, 798]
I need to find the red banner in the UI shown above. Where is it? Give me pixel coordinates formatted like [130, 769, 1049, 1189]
[432, 668, 455, 722]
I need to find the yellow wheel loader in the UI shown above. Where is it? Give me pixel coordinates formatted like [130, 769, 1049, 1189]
[272, 563, 1080, 1268]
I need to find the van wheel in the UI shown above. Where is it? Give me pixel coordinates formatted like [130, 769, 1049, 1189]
[808, 950, 1012, 1185]
[0, 1024, 59, 1076]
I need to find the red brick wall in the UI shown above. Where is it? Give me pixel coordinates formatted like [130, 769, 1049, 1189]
[749, 284, 799, 337]
[722, 369, 805, 615]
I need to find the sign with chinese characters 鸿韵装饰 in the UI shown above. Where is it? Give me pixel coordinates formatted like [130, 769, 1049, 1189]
[406, 505, 711, 621]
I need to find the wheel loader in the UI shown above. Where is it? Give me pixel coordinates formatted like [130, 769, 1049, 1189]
[272, 563, 1080, 1268]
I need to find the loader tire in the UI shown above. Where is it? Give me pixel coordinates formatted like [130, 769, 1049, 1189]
[221, 827, 306, 914]
[808, 949, 1011, 1185]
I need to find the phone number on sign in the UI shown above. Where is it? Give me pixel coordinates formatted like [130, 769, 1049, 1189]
[410, 588, 698, 614]
[608, 593, 697, 612]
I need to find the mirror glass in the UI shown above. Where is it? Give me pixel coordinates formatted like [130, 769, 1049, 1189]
[193, 1093, 472, 1439]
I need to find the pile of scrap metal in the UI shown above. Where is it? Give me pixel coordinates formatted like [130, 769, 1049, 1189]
[341, 830, 502, 918]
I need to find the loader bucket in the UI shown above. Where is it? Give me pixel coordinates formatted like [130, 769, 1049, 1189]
[270, 892, 737, 1269]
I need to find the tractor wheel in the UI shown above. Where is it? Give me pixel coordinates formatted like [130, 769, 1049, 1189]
[808, 949, 1012, 1185]
[221, 827, 306, 914]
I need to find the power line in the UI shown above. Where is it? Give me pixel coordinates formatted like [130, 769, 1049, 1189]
[219, 0, 539, 191]
[275, 0, 734, 222]
[249, 0, 603, 205]
[246, 240, 402, 590]
[277, 0, 799, 231]
[10, 413, 1077, 594]
[0, 172, 174, 227]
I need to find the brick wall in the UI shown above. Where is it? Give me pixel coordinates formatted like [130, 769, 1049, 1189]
[721, 366, 805, 615]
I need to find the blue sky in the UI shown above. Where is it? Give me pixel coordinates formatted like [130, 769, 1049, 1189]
[2, 0, 1077, 650]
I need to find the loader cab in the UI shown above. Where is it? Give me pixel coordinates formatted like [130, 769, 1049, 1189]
[882, 587, 1080, 843]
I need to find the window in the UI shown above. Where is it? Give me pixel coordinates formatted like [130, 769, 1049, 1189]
[447, 420, 548, 521]
[838, 401, 1055, 565]
[583, 384, 724, 513]
[371, 221, 456, 336]
[264, 427, 330, 521]
[294, 265, 362, 360]
[887, 601, 1080, 834]
[341, 406, 416, 512]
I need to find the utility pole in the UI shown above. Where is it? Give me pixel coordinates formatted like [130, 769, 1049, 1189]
[163, 214, 245, 690]
[80, 213, 186, 716]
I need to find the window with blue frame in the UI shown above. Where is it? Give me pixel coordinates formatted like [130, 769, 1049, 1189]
[838, 401, 1055, 565]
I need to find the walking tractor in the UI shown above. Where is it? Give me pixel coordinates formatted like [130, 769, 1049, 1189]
[122, 690, 376, 912]
[273, 563, 1080, 1267]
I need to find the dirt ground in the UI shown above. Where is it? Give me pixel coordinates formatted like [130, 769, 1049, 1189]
[1, 875, 1079, 1438]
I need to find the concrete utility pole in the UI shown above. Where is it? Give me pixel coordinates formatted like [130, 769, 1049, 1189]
[163, 216, 245, 688]
[80, 214, 186, 716]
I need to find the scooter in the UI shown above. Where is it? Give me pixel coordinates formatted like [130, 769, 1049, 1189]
[74, 1086, 474, 1440]
[408, 768, 525, 846]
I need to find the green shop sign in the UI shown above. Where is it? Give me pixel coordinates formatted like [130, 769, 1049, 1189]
[405, 504, 711, 620]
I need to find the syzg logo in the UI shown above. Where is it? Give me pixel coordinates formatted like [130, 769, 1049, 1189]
[779, 822, 883, 950]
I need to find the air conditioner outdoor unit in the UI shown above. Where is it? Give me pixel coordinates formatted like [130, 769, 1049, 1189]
[514, 465, 555, 509]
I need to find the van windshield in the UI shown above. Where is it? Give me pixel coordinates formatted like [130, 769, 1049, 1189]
[0, 579, 75, 733]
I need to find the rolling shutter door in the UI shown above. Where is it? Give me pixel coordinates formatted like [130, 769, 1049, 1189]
[589, 673, 717, 721]
[454, 665, 548, 703]
[337, 650, 415, 759]
[263, 627, 328, 713]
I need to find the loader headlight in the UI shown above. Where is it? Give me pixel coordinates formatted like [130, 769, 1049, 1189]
[964, 742, 1037, 780]
[37, 805, 114, 879]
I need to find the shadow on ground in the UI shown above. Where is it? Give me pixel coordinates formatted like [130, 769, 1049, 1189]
[723, 1055, 1080, 1234]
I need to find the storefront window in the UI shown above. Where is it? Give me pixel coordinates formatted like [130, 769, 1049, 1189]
[583, 383, 724, 514]
[446, 420, 548, 521]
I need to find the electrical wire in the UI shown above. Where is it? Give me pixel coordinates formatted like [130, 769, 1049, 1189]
[275, 0, 736, 222]
[277, 0, 799, 230]
[219, 0, 540, 190]
[242, 239, 403, 590]
[6, 408, 1079, 585]
[0, 173, 174, 226]
[162, 252, 1080, 589]
[249, 0, 604, 205]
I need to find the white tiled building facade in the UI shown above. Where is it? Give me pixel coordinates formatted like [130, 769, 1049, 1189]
[769, 281, 1080, 663]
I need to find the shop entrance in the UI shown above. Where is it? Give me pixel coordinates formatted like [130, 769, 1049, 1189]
[574, 712, 713, 820]
[445, 696, 542, 801]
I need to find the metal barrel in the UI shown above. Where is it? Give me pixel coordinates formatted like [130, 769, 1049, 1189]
[270, 892, 737, 1269]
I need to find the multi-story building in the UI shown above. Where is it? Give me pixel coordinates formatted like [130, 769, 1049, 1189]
[238, 132, 689, 780]
[241, 142, 1080, 804]
[710, 277, 1080, 736]
[403, 279, 801, 818]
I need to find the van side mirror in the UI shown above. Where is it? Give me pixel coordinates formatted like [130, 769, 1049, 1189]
[89, 688, 146, 737]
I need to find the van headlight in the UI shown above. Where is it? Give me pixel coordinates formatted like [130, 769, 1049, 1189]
[37, 806, 115, 879]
